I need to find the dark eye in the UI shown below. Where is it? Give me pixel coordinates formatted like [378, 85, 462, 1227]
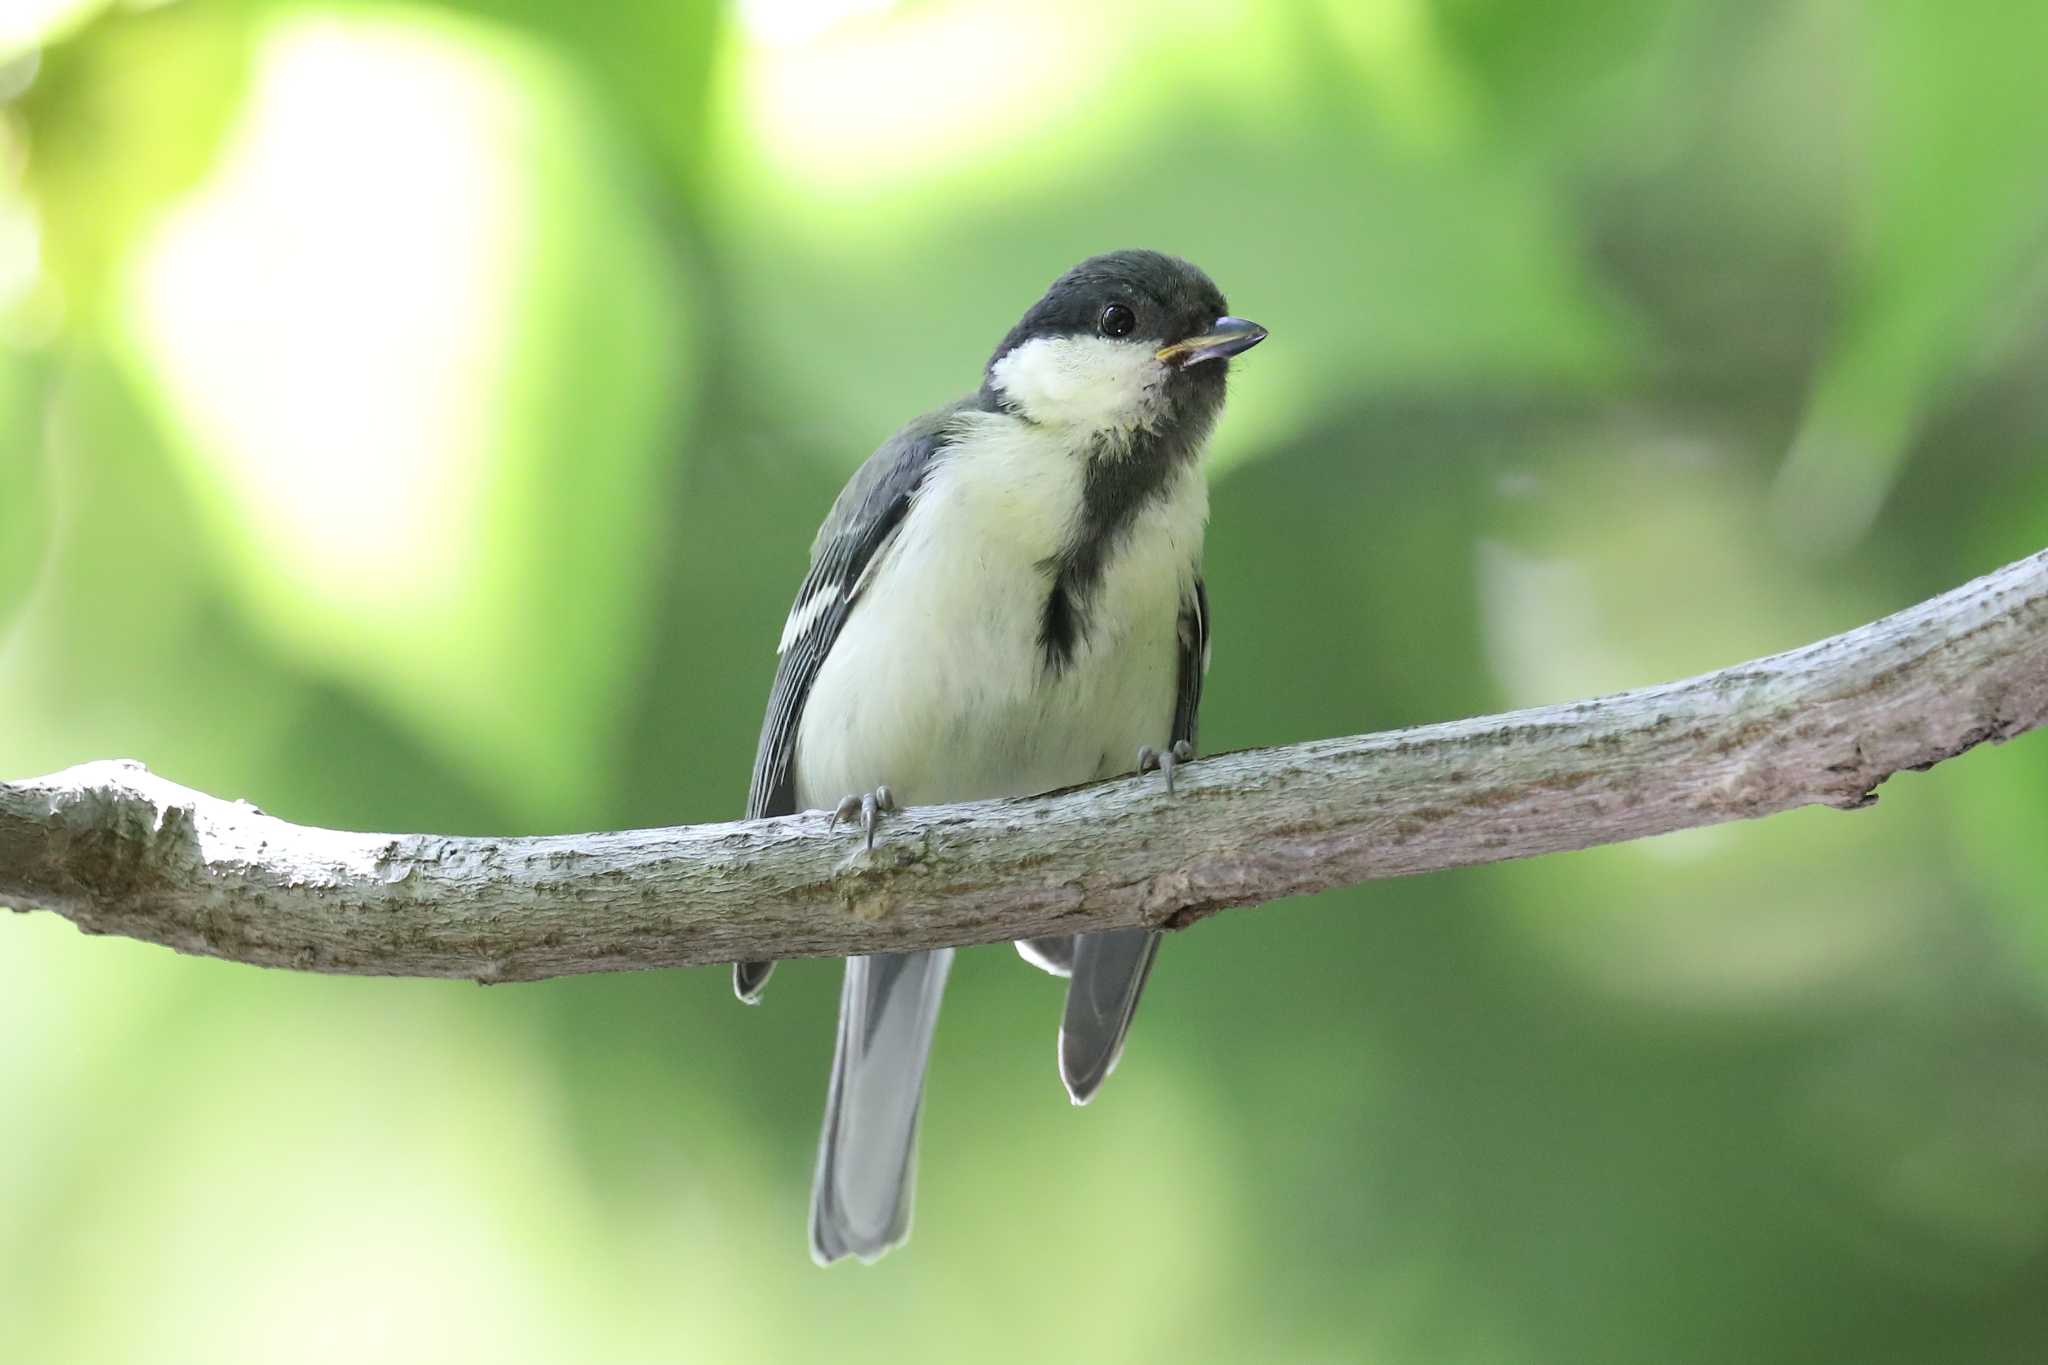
[1098, 303, 1136, 338]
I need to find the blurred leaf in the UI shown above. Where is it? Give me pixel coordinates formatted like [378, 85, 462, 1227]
[711, 3, 1628, 476]
[1775, 1, 2048, 550]
[18, 0, 256, 321]
[427, 0, 723, 189]
[0, 0, 109, 62]
[0, 353, 49, 633]
[1436, 0, 1693, 137]
[0, 356, 301, 789]
[114, 9, 689, 822]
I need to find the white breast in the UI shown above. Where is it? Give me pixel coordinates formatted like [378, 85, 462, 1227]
[794, 412, 1207, 810]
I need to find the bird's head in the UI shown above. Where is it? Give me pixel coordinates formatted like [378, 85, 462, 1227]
[983, 250, 1266, 439]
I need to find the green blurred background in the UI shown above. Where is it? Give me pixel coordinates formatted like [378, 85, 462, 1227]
[5, 0, 2048, 1360]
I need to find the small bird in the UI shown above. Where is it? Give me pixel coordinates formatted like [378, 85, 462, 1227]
[734, 250, 1265, 1264]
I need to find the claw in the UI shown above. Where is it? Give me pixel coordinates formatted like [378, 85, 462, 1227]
[828, 786, 898, 850]
[1136, 740, 1196, 795]
[828, 794, 861, 831]
[867, 786, 899, 849]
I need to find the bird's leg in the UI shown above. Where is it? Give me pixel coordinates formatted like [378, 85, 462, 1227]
[1135, 740, 1195, 795]
[826, 785, 898, 850]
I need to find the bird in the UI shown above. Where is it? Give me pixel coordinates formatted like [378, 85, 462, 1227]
[732, 249, 1265, 1265]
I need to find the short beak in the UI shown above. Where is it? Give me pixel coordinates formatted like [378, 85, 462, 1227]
[1157, 315, 1269, 368]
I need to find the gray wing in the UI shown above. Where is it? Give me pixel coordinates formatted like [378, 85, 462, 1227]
[1056, 575, 1208, 1103]
[1175, 575, 1208, 750]
[745, 404, 969, 821]
[732, 404, 965, 1003]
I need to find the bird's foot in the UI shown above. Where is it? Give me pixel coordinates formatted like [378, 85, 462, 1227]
[826, 785, 898, 850]
[1136, 740, 1195, 795]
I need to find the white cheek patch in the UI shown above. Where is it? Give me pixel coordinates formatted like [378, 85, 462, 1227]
[989, 334, 1165, 431]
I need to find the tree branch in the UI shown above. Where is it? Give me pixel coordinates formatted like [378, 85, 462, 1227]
[5, 549, 2046, 982]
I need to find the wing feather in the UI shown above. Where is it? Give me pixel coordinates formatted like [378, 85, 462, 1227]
[1173, 574, 1209, 750]
[745, 403, 970, 820]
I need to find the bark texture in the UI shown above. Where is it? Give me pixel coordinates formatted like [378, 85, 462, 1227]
[4, 549, 2045, 983]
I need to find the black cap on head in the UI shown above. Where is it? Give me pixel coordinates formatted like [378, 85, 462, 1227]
[988, 249, 1231, 366]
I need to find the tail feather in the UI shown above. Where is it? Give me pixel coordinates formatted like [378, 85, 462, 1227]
[810, 948, 954, 1264]
[1059, 928, 1162, 1105]
[1015, 935, 1076, 977]
[733, 959, 775, 1002]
